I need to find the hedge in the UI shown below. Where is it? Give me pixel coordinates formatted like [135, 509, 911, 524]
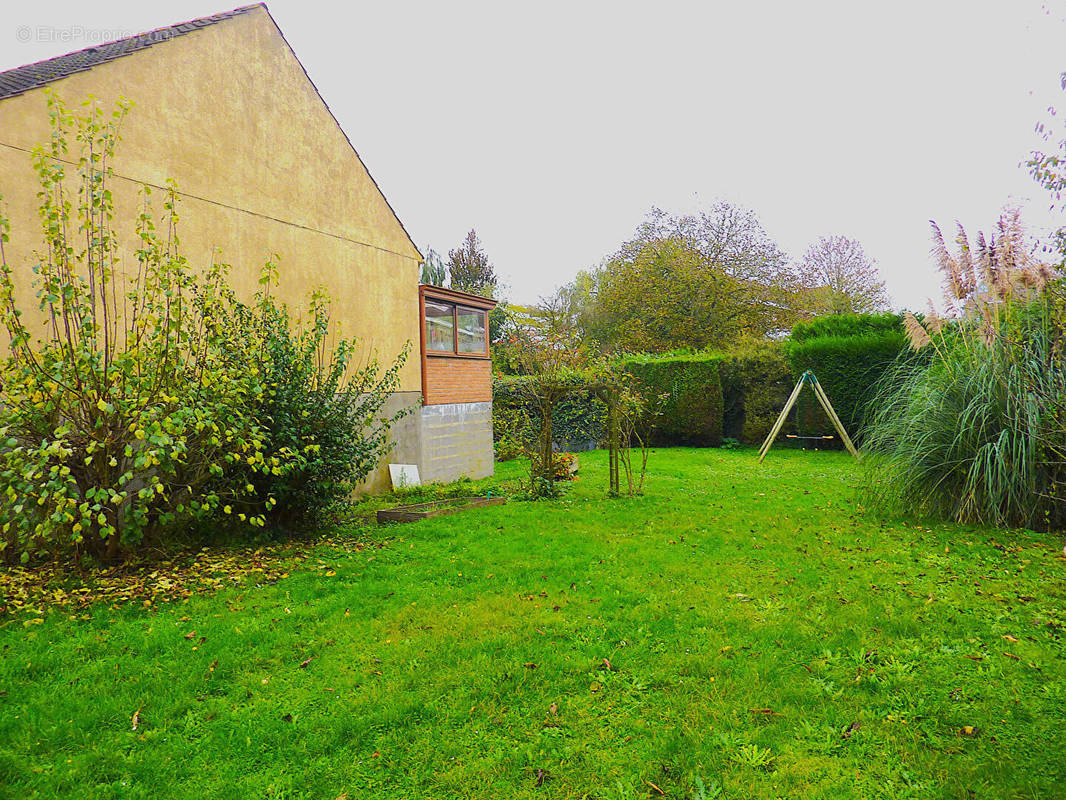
[717, 343, 795, 445]
[492, 312, 910, 455]
[620, 354, 724, 447]
[492, 376, 606, 459]
[791, 312, 906, 342]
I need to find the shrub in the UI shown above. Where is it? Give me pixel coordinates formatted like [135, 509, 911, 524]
[235, 272, 412, 530]
[0, 95, 287, 564]
[865, 294, 1065, 529]
[621, 354, 724, 446]
[791, 312, 906, 342]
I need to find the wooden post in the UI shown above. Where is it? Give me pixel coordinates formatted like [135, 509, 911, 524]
[810, 377, 859, 459]
[607, 400, 620, 496]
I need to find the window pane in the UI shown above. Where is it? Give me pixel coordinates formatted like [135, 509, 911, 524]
[457, 307, 486, 354]
[425, 300, 454, 352]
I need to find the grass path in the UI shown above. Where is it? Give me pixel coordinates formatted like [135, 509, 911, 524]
[1, 449, 1064, 799]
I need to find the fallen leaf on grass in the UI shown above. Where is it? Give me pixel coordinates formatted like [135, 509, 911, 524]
[524, 662, 538, 669]
[131, 706, 141, 731]
[644, 779, 666, 795]
[1, 537, 372, 618]
[842, 721, 860, 738]
[281, 713, 293, 723]
[183, 630, 196, 640]
[960, 725, 978, 737]
[1003, 652, 1021, 660]
[299, 656, 314, 669]
[535, 768, 549, 786]
[1003, 634, 1019, 642]
[549, 702, 557, 715]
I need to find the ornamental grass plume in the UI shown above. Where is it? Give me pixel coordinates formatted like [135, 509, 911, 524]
[863, 210, 1066, 531]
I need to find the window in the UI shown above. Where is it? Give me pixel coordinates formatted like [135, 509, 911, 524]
[457, 306, 487, 354]
[425, 300, 454, 352]
[423, 297, 489, 356]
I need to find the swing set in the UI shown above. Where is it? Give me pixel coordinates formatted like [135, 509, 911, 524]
[758, 370, 859, 463]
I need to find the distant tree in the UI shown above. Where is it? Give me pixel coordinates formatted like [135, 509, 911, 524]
[447, 229, 497, 297]
[563, 204, 799, 353]
[420, 247, 447, 286]
[795, 235, 889, 315]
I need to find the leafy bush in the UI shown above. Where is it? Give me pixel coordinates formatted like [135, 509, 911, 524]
[621, 354, 723, 446]
[785, 320, 910, 440]
[0, 95, 287, 564]
[235, 270, 412, 530]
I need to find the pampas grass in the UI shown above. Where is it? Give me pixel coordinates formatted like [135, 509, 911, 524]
[864, 213, 1065, 532]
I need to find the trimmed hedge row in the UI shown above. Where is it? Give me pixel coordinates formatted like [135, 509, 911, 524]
[620, 355, 724, 447]
[492, 376, 607, 459]
[791, 312, 905, 342]
[718, 344, 796, 445]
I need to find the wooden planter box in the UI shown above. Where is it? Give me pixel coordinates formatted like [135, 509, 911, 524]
[376, 496, 506, 524]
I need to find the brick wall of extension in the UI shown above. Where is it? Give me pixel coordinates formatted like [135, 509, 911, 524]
[423, 357, 492, 405]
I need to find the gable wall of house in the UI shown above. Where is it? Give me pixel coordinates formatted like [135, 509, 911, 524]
[0, 6, 422, 396]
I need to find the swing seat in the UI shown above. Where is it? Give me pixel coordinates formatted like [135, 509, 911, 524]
[785, 434, 835, 440]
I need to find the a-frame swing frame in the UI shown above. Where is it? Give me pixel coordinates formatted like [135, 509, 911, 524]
[758, 370, 859, 463]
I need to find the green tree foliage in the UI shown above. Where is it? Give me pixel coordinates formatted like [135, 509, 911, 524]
[447, 229, 497, 297]
[0, 94, 289, 564]
[420, 247, 447, 286]
[794, 235, 890, 315]
[565, 204, 798, 353]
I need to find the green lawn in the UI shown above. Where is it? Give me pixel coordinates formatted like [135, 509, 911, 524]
[1, 448, 1065, 799]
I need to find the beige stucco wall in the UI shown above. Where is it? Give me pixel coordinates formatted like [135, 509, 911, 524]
[0, 6, 422, 390]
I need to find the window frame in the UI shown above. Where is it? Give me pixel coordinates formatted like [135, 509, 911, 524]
[421, 292, 490, 359]
[455, 304, 488, 357]
[424, 299, 458, 355]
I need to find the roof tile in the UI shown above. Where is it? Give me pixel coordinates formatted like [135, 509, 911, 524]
[0, 5, 261, 101]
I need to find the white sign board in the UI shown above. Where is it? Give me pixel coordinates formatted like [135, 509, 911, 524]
[388, 463, 421, 489]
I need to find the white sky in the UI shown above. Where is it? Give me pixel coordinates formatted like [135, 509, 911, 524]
[4, 1, 1066, 311]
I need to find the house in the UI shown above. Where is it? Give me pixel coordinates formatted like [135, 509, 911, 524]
[0, 4, 495, 491]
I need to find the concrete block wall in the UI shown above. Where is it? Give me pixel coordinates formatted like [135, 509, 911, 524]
[356, 390, 423, 495]
[418, 401, 494, 484]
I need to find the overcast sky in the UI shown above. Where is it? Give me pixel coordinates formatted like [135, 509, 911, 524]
[4, 1, 1066, 310]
